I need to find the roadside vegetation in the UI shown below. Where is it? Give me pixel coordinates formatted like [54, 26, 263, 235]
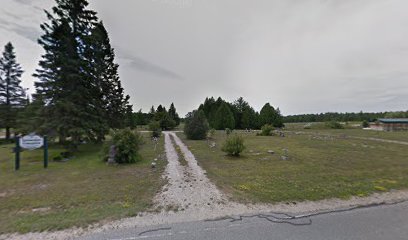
[177, 130, 408, 204]
[0, 133, 165, 234]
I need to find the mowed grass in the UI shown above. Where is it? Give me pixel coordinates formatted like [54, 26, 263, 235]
[0, 133, 165, 234]
[285, 122, 408, 142]
[177, 130, 408, 204]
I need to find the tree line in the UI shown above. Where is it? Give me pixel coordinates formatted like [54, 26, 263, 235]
[197, 97, 284, 130]
[0, 0, 131, 148]
[283, 111, 408, 123]
[131, 103, 181, 130]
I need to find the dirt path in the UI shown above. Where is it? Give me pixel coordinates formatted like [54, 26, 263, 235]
[154, 132, 229, 213]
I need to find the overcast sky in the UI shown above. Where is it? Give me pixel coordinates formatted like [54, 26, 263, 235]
[1, 0, 407, 115]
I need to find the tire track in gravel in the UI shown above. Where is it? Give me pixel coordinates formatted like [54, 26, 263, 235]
[155, 132, 230, 214]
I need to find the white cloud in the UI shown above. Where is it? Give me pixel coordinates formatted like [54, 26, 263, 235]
[1, 0, 407, 115]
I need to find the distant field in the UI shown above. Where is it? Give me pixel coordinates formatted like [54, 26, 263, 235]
[177, 130, 408, 204]
[284, 122, 408, 142]
[0, 133, 165, 234]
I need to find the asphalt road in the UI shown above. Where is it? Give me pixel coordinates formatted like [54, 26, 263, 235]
[79, 201, 408, 240]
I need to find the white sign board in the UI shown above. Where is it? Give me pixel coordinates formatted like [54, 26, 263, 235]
[20, 134, 44, 150]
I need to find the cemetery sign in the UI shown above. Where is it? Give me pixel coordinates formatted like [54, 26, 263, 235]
[15, 133, 48, 171]
[20, 134, 44, 150]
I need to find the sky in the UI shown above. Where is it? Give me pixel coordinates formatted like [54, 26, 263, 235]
[1, 0, 407, 116]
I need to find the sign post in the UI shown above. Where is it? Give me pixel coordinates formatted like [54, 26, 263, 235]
[15, 133, 47, 170]
[43, 136, 48, 169]
[15, 136, 20, 171]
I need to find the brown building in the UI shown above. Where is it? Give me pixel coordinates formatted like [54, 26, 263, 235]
[369, 119, 408, 131]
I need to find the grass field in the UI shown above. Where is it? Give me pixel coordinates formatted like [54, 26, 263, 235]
[0, 133, 165, 234]
[177, 130, 408, 204]
[285, 122, 408, 142]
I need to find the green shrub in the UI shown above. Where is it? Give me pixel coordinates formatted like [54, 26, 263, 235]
[362, 120, 369, 128]
[104, 128, 144, 164]
[326, 121, 344, 129]
[222, 134, 245, 157]
[207, 128, 216, 139]
[259, 124, 274, 136]
[184, 110, 209, 140]
[149, 121, 162, 138]
[225, 128, 232, 136]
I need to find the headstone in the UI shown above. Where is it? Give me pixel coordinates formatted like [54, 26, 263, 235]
[107, 145, 116, 164]
[281, 148, 289, 160]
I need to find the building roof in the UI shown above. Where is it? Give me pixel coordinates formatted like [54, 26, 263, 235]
[378, 118, 408, 123]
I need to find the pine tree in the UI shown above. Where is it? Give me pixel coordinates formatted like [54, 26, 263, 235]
[148, 106, 155, 122]
[35, 0, 130, 147]
[16, 96, 45, 135]
[259, 103, 284, 128]
[35, 6, 97, 146]
[184, 110, 209, 140]
[214, 102, 235, 130]
[168, 103, 180, 126]
[86, 21, 131, 133]
[0, 42, 25, 140]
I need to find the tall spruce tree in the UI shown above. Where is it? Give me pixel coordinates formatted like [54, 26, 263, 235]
[0, 42, 25, 140]
[35, 0, 130, 147]
[86, 21, 131, 135]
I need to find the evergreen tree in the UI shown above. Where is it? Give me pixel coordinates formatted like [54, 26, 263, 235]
[214, 102, 235, 130]
[184, 110, 209, 140]
[259, 103, 284, 128]
[241, 106, 258, 129]
[87, 21, 131, 133]
[17, 96, 45, 135]
[153, 105, 176, 130]
[168, 103, 180, 126]
[134, 109, 147, 126]
[0, 42, 25, 140]
[149, 106, 155, 121]
[233, 97, 253, 129]
[156, 105, 165, 113]
[34, 0, 130, 147]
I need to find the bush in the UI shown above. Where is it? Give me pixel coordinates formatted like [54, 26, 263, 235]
[104, 128, 144, 164]
[207, 128, 216, 139]
[225, 128, 232, 136]
[362, 120, 370, 128]
[184, 110, 209, 140]
[149, 121, 162, 138]
[259, 124, 274, 136]
[326, 121, 344, 129]
[222, 134, 245, 157]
